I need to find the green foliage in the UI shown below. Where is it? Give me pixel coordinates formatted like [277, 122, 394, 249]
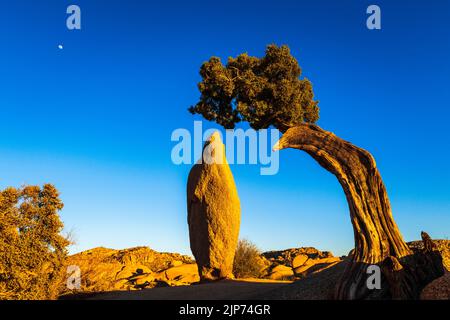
[189, 44, 319, 132]
[0, 184, 69, 300]
[233, 239, 266, 278]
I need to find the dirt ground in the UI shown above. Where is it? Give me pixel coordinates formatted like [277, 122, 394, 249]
[83, 279, 290, 300]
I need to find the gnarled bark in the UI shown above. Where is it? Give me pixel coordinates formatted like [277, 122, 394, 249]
[274, 124, 444, 299]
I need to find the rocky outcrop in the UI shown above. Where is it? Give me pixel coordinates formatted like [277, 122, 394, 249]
[263, 247, 334, 265]
[61, 241, 448, 299]
[62, 245, 342, 296]
[261, 247, 341, 280]
[187, 132, 241, 281]
[63, 247, 197, 294]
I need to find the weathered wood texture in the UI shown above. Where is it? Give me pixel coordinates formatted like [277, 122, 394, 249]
[274, 124, 444, 299]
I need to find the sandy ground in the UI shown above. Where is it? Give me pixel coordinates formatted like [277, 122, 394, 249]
[84, 279, 291, 300]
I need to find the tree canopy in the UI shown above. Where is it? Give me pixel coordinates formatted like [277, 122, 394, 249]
[189, 44, 319, 132]
[0, 184, 69, 300]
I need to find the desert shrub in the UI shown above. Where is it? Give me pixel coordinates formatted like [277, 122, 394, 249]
[0, 184, 69, 300]
[233, 239, 265, 278]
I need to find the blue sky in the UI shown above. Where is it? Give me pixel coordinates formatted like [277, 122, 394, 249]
[0, 1, 449, 256]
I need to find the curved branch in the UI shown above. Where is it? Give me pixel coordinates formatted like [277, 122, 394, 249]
[273, 124, 442, 299]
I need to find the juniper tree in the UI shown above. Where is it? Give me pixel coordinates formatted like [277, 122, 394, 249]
[189, 44, 319, 132]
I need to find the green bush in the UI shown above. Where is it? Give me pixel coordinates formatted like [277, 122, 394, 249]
[233, 239, 265, 279]
[0, 184, 69, 300]
[189, 44, 319, 132]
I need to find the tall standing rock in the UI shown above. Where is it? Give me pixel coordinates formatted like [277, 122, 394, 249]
[187, 132, 241, 281]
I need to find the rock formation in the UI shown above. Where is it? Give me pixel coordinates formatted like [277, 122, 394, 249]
[187, 132, 241, 281]
[273, 124, 445, 299]
[62, 247, 198, 294]
[261, 247, 341, 280]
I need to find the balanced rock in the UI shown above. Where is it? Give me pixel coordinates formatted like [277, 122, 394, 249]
[187, 132, 241, 281]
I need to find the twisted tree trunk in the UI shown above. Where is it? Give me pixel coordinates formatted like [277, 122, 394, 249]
[274, 124, 444, 299]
